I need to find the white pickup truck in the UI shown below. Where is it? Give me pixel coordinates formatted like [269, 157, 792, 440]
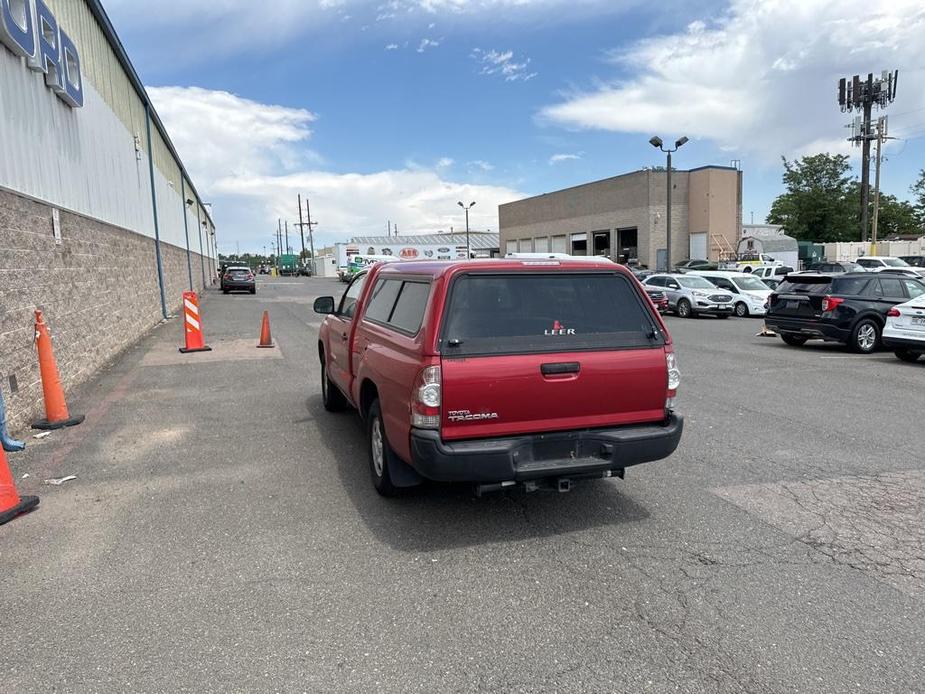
[749, 264, 794, 282]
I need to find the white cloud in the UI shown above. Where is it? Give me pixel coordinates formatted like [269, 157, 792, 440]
[216, 170, 521, 242]
[468, 160, 495, 171]
[385, 43, 399, 50]
[541, 0, 925, 161]
[147, 86, 317, 188]
[472, 48, 537, 82]
[549, 153, 582, 164]
[146, 86, 522, 247]
[417, 37, 440, 52]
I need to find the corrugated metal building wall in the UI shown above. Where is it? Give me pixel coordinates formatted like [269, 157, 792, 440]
[0, 0, 217, 432]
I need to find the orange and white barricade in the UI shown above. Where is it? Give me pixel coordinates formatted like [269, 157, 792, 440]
[179, 291, 212, 353]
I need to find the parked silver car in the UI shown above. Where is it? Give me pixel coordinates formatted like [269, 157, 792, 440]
[642, 274, 734, 318]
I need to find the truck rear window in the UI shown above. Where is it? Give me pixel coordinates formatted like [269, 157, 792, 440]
[440, 272, 662, 356]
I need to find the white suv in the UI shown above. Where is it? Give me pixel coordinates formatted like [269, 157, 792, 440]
[687, 271, 772, 317]
[855, 256, 912, 272]
[883, 291, 925, 363]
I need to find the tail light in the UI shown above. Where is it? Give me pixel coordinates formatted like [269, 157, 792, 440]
[411, 365, 441, 429]
[887, 307, 901, 317]
[821, 296, 844, 312]
[665, 349, 680, 410]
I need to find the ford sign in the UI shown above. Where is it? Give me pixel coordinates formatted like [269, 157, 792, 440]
[0, 0, 83, 107]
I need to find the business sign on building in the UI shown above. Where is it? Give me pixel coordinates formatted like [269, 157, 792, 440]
[0, 0, 83, 107]
[358, 244, 466, 260]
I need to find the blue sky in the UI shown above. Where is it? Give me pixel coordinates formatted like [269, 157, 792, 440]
[105, 0, 925, 254]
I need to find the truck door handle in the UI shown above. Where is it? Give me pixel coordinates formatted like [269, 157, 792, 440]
[541, 362, 580, 375]
[341, 333, 348, 341]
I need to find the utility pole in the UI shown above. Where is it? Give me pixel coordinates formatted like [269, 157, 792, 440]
[285, 220, 290, 255]
[297, 194, 308, 261]
[387, 220, 391, 238]
[277, 219, 282, 270]
[838, 70, 897, 243]
[871, 116, 896, 248]
[305, 197, 318, 275]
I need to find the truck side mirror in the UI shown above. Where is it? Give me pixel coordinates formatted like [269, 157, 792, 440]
[313, 296, 335, 315]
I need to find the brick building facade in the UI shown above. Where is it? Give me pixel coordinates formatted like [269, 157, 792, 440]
[499, 166, 742, 270]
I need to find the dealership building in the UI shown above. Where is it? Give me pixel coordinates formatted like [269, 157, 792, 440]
[1, 0, 216, 431]
[499, 166, 743, 269]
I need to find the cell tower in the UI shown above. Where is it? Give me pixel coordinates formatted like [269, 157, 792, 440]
[837, 71, 898, 242]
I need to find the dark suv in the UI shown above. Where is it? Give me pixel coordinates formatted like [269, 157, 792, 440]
[765, 273, 925, 353]
[805, 261, 863, 273]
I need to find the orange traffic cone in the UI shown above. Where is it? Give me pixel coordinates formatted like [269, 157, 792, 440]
[0, 444, 39, 526]
[179, 291, 212, 353]
[32, 310, 84, 430]
[257, 311, 275, 348]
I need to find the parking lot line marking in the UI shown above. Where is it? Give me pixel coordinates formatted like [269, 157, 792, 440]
[818, 355, 895, 360]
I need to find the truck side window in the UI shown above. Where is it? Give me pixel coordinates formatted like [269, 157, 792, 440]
[339, 273, 367, 319]
[389, 282, 430, 334]
[364, 279, 403, 323]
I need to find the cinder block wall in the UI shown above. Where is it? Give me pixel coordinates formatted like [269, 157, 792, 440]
[0, 188, 212, 434]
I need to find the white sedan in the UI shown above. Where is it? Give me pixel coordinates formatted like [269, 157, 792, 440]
[883, 292, 925, 363]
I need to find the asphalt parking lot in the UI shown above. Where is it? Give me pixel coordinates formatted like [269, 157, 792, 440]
[2, 276, 923, 692]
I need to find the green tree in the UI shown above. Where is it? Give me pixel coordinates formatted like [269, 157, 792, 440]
[874, 193, 921, 238]
[911, 169, 925, 226]
[845, 182, 924, 238]
[767, 154, 857, 242]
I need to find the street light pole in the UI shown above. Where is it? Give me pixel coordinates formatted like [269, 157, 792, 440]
[457, 200, 476, 258]
[649, 135, 688, 270]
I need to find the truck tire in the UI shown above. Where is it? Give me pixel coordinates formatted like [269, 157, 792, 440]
[895, 348, 921, 363]
[677, 299, 692, 318]
[321, 359, 348, 412]
[734, 302, 749, 318]
[367, 400, 399, 497]
[781, 334, 807, 346]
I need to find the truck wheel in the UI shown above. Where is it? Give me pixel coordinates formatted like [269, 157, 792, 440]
[781, 334, 807, 346]
[367, 400, 399, 497]
[677, 299, 692, 318]
[321, 360, 348, 412]
[895, 348, 921, 363]
[851, 319, 880, 354]
[734, 302, 749, 318]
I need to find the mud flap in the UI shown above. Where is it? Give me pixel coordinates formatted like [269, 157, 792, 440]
[388, 454, 423, 488]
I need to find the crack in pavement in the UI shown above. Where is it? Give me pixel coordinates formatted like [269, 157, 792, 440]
[713, 469, 925, 598]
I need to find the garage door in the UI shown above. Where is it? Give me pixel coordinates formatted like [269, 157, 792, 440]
[689, 232, 707, 260]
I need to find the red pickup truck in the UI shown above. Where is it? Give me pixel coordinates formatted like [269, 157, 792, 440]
[313, 258, 683, 496]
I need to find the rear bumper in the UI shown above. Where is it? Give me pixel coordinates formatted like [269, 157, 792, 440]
[409, 414, 683, 483]
[883, 334, 925, 351]
[765, 316, 847, 341]
[223, 281, 255, 290]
